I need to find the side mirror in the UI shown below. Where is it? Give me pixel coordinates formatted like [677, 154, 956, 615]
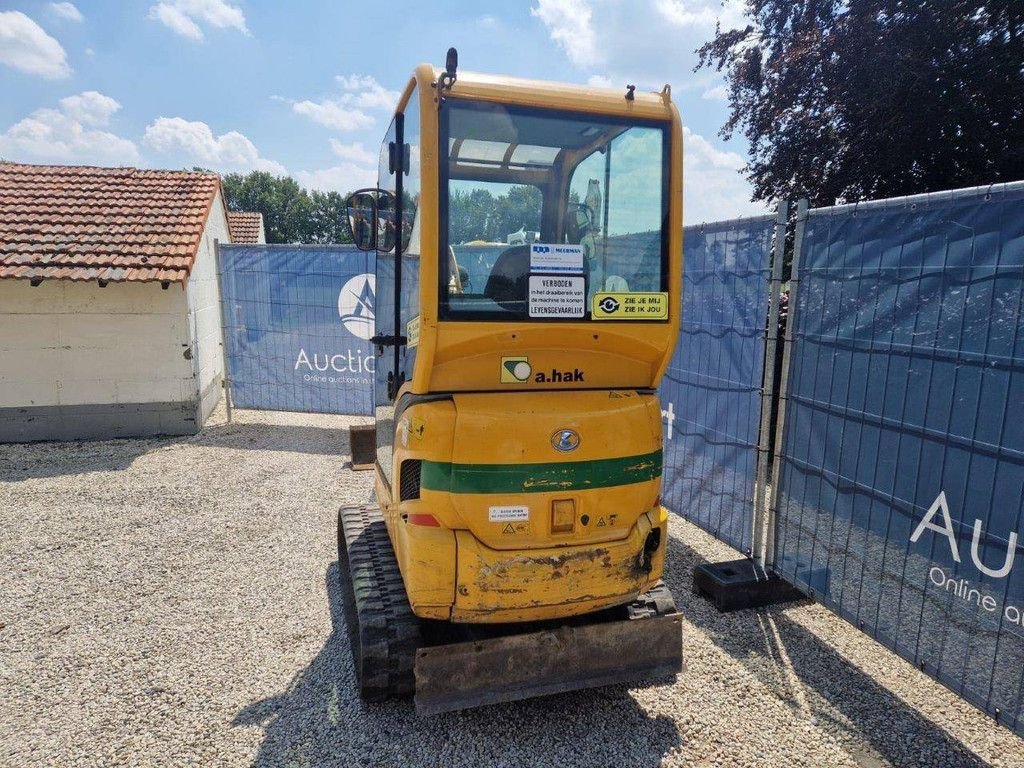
[343, 189, 396, 252]
[376, 190, 396, 254]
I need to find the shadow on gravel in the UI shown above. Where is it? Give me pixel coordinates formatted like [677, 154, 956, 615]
[234, 563, 681, 768]
[663, 531, 990, 768]
[196, 420, 354, 457]
[0, 418, 355, 480]
[0, 436, 173, 481]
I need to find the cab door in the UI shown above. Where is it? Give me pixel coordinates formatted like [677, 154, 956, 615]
[374, 87, 422, 496]
[373, 115, 401, 489]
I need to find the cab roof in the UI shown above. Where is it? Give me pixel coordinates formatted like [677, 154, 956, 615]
[413, 65, 677, 123]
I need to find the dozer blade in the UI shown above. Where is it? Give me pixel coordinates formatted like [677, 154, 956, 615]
[414, 611, 683, 716]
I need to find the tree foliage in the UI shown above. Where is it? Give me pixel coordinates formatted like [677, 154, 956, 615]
[220, 171, 352, 244]
[449, 185, 542, 244]
[697, 2, 1024, 206]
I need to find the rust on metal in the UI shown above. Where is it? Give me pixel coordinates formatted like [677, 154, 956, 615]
[414, 612, 684, 715]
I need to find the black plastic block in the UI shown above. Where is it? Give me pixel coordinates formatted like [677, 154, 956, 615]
[350, 424, 376, 471]
[692, 558, 805, 612]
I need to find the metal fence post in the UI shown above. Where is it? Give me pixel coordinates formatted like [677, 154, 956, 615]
[764, 198, 808, 570]
[214, 240, 233, 424]
[752, 201, 788, 568]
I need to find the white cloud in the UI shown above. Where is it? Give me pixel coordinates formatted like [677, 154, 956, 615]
[334, 74, 375, 90]
[143, 117, 285, 174]
[335, 74, 401, 111]
[329, 140, 376, 165]
[293, 137, 380, 196]
[148, 0, 248, 42]
[0, 11, 71, 79]
[528, 0, 761, 221]
[701, 84, 728, 101]
[532, 0, 749, 84]
[292, 99, 374, 132]
[295, 162, 378, 195]
[683, 125, 767, 222]
[685, 125, 744, 171]
[531, 0, 599, 68]
[713, 0, 751, 31]
[149, 4, 202, 40]
[287, 74, 397, 132]
[0, 92, 138, 165]
[49, 2, 83, 22]
[59, 91, 121, 126]
[654, 0, 715, 27]
[655, 0, 748, 29]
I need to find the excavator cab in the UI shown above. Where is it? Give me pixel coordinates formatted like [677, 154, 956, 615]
[339, 50, 684, 715]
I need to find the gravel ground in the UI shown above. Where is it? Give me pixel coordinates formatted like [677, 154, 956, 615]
[2, 407, 1022, 768]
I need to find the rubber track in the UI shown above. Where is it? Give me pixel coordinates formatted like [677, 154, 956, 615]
[337, 504, 422, 702]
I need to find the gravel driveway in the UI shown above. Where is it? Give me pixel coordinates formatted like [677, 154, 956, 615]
[1, 408, 1021, 767]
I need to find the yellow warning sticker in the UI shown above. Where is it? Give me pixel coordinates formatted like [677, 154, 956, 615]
[406, 315, 420, 348]
[592, 292, 669, 320]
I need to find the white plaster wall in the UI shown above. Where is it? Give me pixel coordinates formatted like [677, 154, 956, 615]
[0, 280, 194, 408]
[186, 189, 230, 424]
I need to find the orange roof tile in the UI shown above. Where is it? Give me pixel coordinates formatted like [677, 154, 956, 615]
[227, 211, 264, 243]
[0, 163, 222, 284]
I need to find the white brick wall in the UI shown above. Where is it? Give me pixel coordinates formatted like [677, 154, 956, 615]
[0, 280, 193, 409]
[186, 189, 230, 423]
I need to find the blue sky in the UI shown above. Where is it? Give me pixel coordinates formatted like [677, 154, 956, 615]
[0, 0, 766, 222]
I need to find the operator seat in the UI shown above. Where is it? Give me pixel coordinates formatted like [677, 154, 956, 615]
[483, 245, 529, 311]
[483, 245, 590, 312]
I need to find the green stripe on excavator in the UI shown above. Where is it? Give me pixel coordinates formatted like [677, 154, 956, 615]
[419, 449, 663, 495]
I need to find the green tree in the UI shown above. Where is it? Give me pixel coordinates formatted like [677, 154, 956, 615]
[308, 190, 351, 245]
[220, 171, 353, 244]
[448, 185, 542, 244]
[492, 185, 543, 240]
[221, 172, 306, 243]
[697, 1, 1024, 206]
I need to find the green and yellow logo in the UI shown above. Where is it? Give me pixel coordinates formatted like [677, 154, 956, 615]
[501, 356, 532, 383]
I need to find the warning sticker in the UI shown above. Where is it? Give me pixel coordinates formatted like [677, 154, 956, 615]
[406, 315, 420, 348]
[528, 275, 585, 318]
[489, 505, 529, 522]
[530, 243, 584, 274]
[592, 292, 669, 320]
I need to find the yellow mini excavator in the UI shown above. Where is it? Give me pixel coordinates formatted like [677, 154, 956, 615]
[338, 49, 684, 715]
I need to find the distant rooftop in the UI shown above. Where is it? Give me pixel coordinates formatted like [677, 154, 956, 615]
[226, 211, 265, 244]
[0, 163, 223, 284]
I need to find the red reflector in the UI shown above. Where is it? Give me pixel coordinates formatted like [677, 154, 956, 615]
[407, 513, 440, 527]
[655, 495, 661, 507]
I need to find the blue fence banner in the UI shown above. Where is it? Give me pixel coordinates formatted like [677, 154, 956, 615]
[218, 245, 375, 416]
[772, 181, 1024, 733]
[659, 215, 777, 554]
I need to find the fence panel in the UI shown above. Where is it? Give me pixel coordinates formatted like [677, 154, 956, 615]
[660, 215, 778, 554]
[772, 181, 1024, 732]
[217, 245, 375, 416]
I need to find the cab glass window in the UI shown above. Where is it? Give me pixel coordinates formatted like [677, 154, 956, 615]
[440, 100, 668, 320]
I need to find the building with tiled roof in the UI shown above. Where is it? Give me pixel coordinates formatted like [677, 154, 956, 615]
[0, 163, 233, 441]
[226, 211, 266, 244]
